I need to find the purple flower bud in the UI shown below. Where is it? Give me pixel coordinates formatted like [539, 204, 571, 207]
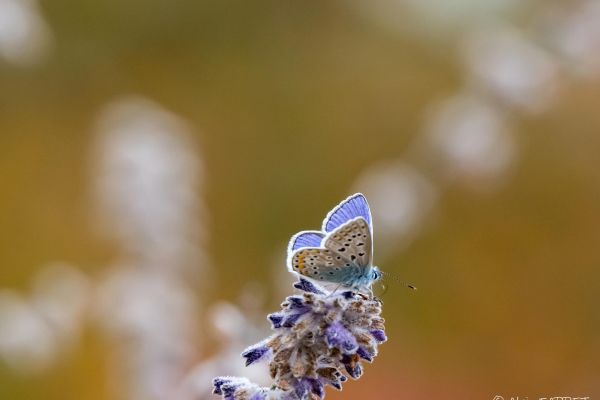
[242, 344, 271, 366]
[282, 312, 305, 328]
[293, 278, 325, 294]
[344, 362, 363, 379]
[357, 346, 373, 362]
[341, 291, 355, 299]
[294, 378, 312, 398]
[268, 313, 283, 328]
[309, 378, 325, 398]
[370, 329, 387, 343]
[326, 321, 358, 354]
[212, 377, 227, 395]
[249, 392, 266, 400]
[212, 377, 239, 397]
[330, 380, 342, 390]
[286, 296, 306, 309]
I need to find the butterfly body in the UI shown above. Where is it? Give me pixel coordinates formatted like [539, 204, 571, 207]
[287, 194, 381, 292]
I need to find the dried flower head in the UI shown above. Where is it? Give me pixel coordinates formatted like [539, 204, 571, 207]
[212, 278, 386, 399]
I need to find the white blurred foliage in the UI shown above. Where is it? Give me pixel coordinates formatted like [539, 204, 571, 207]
[96, 269, 198, 351]
[0, 94, 248, 400]
[352, 161, 436, 256]
[31, 263, 91, 343]
[349, 0, 523, 38]
[425, 92, 516, 186]
[462, 27, 560, 114]
[96, 267, 200, 400]
[93, 96, 206, 400]
[0, 292, 56, 372]
[0, 263, 90, 373]
[174, 301, 270, 400]
[538, 0, 600, 78]
[93, 96, 205, 272]
[0, 0, 51, 65]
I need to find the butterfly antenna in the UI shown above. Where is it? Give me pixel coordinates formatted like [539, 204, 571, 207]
[380, 281, 388, 296]
[381, 270, 417, 291]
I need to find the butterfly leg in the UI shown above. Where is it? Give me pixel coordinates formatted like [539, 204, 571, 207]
[326, 282, 345, 298]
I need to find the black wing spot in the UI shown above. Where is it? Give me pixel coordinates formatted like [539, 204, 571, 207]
[338, 248, 345, 252]
[335, 267, 341, 271]
[350, 255, 356, 261]
[328, 271, 334, 275]
[319, 277, 324, 280]
[313, 271, 318, 275]
[336, 256, 341, 260]
[358, 252, 365, 256]
[357, 242, 364, 246]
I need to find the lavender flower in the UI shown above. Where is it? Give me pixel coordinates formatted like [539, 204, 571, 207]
[212, 278, 386, 399]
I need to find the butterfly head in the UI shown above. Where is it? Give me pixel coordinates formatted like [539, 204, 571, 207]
[345, 265, 382, 293]
[371, 267, 382, 282]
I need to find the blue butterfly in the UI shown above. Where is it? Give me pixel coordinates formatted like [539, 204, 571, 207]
[287, 193, 382, 292]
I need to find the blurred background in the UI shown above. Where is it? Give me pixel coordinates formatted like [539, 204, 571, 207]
[1, 0, 600, 399]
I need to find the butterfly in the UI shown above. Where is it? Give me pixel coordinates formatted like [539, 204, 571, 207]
[286, 193, 382, 292]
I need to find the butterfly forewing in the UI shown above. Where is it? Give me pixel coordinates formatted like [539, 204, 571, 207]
[323, 217, 372, 268]
[323, 193, 372, 233]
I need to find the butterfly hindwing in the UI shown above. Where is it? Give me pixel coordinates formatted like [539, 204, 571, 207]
[288, 230, 325, 252]
[290, 247, 359, 284]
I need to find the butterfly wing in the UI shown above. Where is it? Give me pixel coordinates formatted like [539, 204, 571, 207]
[323, 217, 372, 268]
[289, 247, 359, 283]
[288, 230, 325, 252]
[322, 193, 372, 234]
[288, 218, 373, 285]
